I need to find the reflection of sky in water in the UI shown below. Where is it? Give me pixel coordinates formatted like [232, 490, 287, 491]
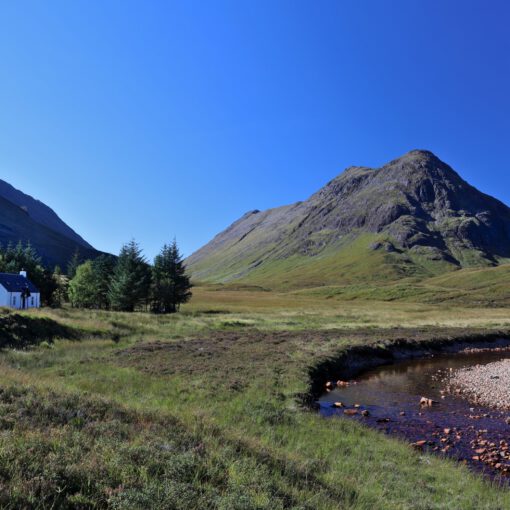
[319, 348, 510, 481]
[321, 350, 510, 415]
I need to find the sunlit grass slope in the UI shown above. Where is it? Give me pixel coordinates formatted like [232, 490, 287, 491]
[192, 233, 464, 290]
[0, 295, 510, 507]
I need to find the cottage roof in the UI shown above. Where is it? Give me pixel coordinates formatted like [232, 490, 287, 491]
[0, 273, 39, 293]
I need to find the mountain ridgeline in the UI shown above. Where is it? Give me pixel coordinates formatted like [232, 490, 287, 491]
[0, 179, 101, 269]
[187, 150, 510, 289]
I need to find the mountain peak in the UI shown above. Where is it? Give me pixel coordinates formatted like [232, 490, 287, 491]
[402, 148, 438, 159]
[333, 150, 453, 186]
[384, 149, 449, 170]
[0, 179, 93, 249]
[188, 151, 510, 288]
[378, 149, 465, 189]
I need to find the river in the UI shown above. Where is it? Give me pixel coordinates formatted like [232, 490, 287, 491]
[320, 348, 510, 481]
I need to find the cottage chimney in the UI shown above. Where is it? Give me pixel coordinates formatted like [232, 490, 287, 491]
[20, 270, 27, 278]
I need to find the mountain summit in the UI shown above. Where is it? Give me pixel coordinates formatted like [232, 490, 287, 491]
[187, 151, 510, 288]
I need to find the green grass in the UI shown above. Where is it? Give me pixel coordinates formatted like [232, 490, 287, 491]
[189, 230, 470, 290]
[188, 222, 510, 305]
[192, 233, 454, 290]
[1, 295, 510, 508]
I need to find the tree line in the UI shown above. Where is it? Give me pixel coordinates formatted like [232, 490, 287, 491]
[69, 239, 192, 312]
[0, 239, 192, 313]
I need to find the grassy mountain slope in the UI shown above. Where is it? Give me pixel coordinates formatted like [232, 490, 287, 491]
[188, 150, 510, 289]
[284, 263, 510, 307]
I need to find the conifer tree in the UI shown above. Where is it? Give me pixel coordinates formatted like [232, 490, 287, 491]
[4, 241, 42, 275]
[151, 239, 192, 313]
[67, 249, 81, 278]
[108, 240, 151, 312]
[91, 254, 116, 309]
[52, 265, 69, 307]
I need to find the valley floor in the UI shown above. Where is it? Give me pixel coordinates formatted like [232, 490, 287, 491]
[1, 288, 510, 508]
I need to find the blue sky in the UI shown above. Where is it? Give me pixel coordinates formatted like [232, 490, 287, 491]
[0, 1, 509, 259]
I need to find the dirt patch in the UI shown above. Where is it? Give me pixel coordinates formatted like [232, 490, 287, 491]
[113, 327, 510, 398]
[114, 330, 333, 391]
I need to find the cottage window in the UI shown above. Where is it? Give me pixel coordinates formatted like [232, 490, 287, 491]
[12, 296, 16, 306]
[31, 297, 34, 306]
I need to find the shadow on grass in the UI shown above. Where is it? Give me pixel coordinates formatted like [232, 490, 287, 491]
[0, 312, 81, 349]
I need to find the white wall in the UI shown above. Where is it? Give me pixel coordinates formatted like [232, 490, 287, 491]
[0, 285, 9, 307]
[0, 287, 41, 309]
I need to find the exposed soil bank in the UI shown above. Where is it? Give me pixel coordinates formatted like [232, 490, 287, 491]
[307, 330, 510, 404]
[311, 331, 510, 481]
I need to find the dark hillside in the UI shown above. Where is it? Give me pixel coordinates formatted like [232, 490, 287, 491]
[0, 178, 92, 248]
[0, 192, 102, 269]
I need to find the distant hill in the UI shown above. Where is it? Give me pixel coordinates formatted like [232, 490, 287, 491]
[0, 179, 102, 269]
[187, 150, 510, 289]
[0, 179, 92, 249]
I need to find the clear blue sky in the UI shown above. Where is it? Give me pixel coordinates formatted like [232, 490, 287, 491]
[0, 1, 509, 259]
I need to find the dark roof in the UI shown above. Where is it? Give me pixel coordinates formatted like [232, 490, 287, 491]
[0, 273, 39, 293]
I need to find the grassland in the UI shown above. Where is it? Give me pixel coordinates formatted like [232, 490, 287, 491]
[1, 288, 510, 508]
[189, 233, 456, 290]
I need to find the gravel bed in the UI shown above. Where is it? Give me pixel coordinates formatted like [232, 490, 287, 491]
[448, 359, 510, 410]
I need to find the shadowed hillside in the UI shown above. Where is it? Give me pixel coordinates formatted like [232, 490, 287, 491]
[0, 180, 102, 268]
[0, 179, 92, 249]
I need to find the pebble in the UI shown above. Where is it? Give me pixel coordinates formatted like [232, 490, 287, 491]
[448, 359, 510, 410]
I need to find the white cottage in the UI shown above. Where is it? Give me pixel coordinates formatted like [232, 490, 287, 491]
[0, 271, 40, 309]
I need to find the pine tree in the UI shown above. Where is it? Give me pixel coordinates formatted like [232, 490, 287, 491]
[91, 254, 116, 309]
[52, 266, 69, 307]
[67, 249, 81, 278]
[151, 239, 192, 313]
[4, 241, 42, 275]
[108, 240, 151, 312]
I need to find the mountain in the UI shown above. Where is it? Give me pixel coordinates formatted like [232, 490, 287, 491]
[0, 179, 92, 249]
[187, 150, 510, 289]
[0, 180, 102, 269]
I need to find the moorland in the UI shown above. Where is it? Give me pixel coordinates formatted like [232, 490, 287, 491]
[2, 283, 510, 509]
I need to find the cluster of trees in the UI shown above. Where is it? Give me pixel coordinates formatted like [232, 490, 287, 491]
[0, 239, 192, 314]
[69, 239, 192, 313]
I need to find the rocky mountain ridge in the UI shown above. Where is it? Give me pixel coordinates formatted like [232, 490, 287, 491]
[187, 150, 510, 287]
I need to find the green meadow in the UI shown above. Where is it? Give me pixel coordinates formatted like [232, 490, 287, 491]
[1, 285, 510, 508]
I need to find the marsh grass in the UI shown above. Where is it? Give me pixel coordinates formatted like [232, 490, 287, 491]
[1, 291, 510, 508]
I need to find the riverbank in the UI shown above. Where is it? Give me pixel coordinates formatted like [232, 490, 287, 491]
[309, 332, 510, 404]
[320, 348, 510, 480]
[3, 297, 510, 508]
[448, 359, 510, 410]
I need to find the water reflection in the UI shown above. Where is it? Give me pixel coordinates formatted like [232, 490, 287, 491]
[320, 349, 510, 480]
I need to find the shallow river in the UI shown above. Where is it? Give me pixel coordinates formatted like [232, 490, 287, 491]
[319, 349, 510, 481]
